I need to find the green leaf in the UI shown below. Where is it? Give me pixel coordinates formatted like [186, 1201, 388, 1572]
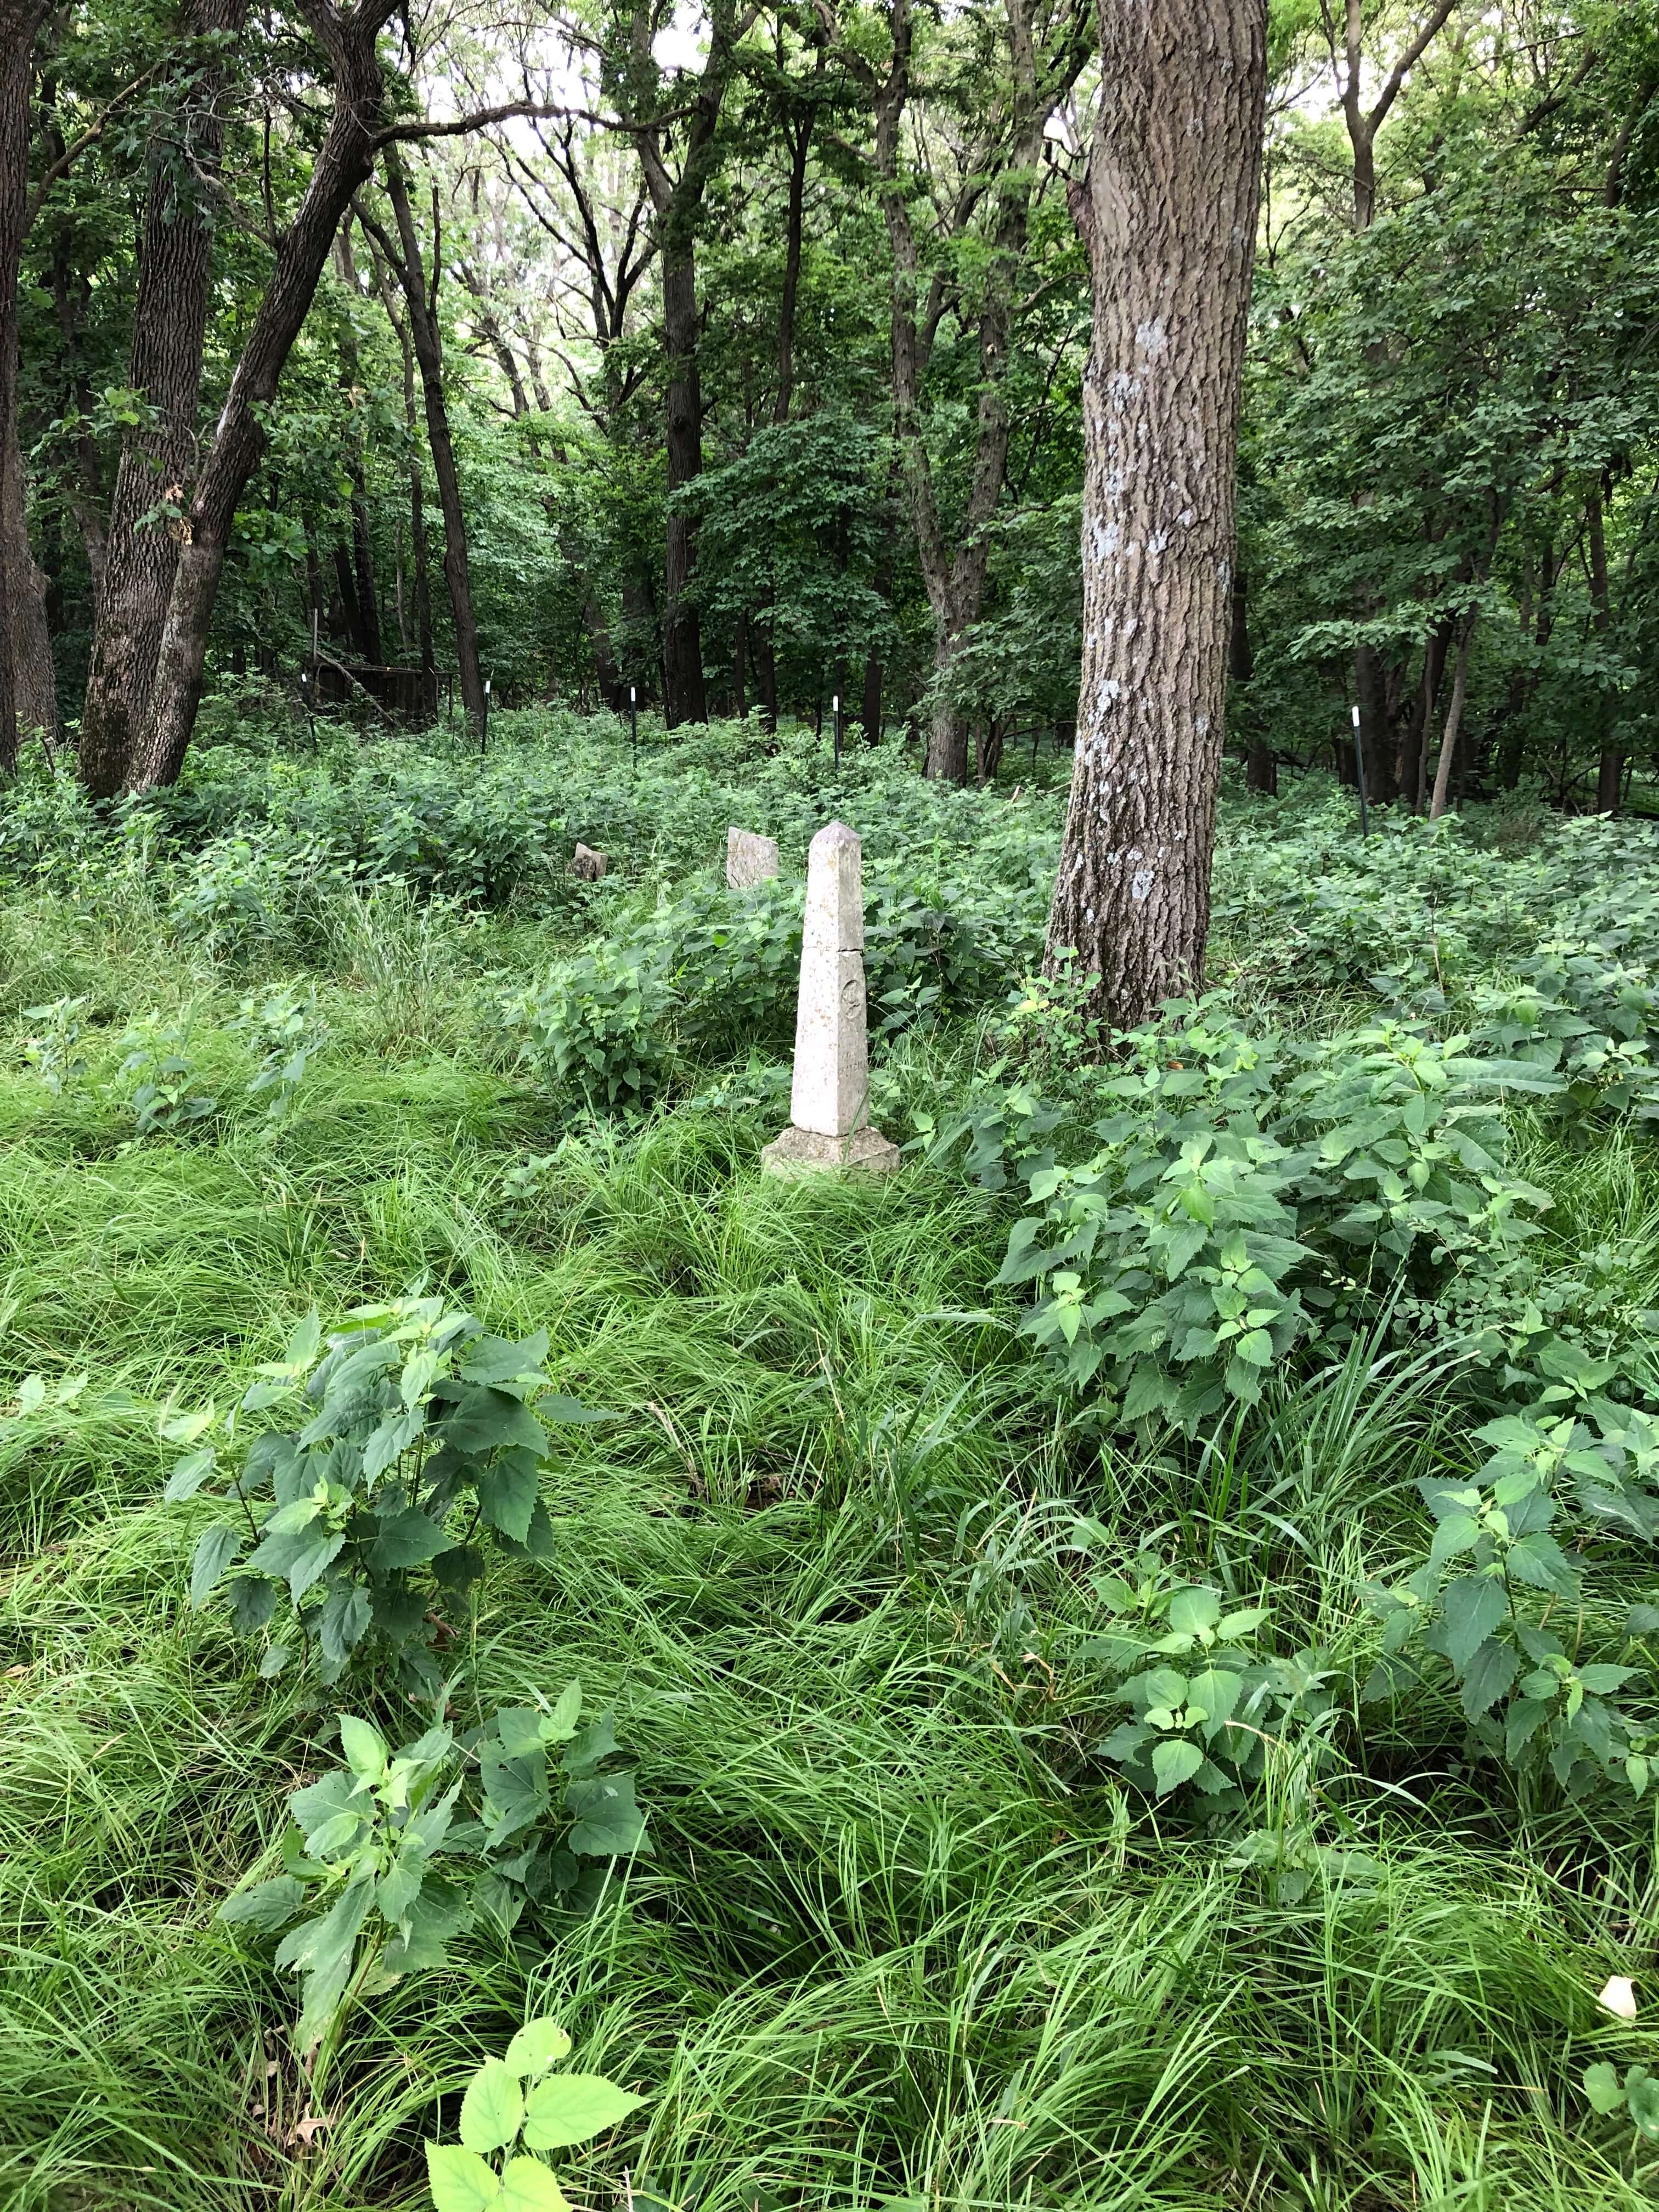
[500, 2159, 571, 2212]
[1166, 1587, 1221, 1639]
[566, 1770, 648, 1857]
[504, 2018, 573, 2078]
[460, 1330, 551, 1384]
[1235, 1328, 1274, 1367]
[164, 1447, 217, 1502]
[426, 2142, 503, 2211]
[1629, 2072, 1659, 2140]
[441, 1387, 548, 1459]
[459, 2057, 526, 2154]
[1584, 2061, 1625, 2115]
[520, 2072, 647, 2151]
[1150, 1739, 1205, 1796]
[160, 1405, 215, 1446]
[477, 1451, 541, 1544]
[369, 1508, 454, 1571]
[190, 1523, 244, 1609]
[339, 1716, 388, 1781]
[1506, 1531, 1579, 1595]
[1459, 1637, 1519, 1720]
[1441, 1574, 1506, 1674]
[1428, 1512, 1481, 1568]
[219, 1874, 304, 1931]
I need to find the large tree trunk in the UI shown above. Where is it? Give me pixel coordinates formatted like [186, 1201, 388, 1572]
[374, 155, 486, 735]
[125, 0, 402, 793]
[1, 405, 55, 752]
[0, 1, 52, 775]
[78, 3, 248, 794]
[1043, 0, 1267, 1028]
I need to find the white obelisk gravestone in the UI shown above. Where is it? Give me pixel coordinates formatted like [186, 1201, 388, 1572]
[761, 821, 900, 1176]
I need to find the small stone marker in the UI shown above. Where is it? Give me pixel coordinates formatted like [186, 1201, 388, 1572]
[726, 826, 780, 890]
[761, 820, 900, 1178]
[571, 843, 607, 881]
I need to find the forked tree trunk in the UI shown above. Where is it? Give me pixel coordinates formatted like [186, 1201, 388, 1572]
[1044, 0, 1267, 1027]
[78, 0, 249, 797]
[125, 0, 401, 792]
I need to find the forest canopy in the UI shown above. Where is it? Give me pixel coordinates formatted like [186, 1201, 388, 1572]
[2, 0, 1656, 812]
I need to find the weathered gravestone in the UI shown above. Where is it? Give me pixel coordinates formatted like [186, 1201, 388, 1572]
[761, 820, 900, 1177]
[571, 843, 607, 881]
[726, 827, 780, 890]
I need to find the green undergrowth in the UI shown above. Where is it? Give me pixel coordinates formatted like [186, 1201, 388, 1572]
[4, 726, 1659, 2210]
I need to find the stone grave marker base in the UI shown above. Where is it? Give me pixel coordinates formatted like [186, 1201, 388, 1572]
[760, 1123, 901, 1179]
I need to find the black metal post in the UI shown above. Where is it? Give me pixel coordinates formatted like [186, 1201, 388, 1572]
[1351, 703, 1370, 837]
[630, 686, 638, 778]
[832, 691, 842, 770]
[482, 676, 490, 757]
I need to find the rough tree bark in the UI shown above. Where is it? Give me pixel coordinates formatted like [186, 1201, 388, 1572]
[1043, 0, 1267, 1028]
[358, 154, 487, 735]
[125, 0, 403, 792]
[78, 0, 250, 795]
[0, 0, 54, 773]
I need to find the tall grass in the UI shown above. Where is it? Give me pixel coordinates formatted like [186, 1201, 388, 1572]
[1, 747, 1655, 2212]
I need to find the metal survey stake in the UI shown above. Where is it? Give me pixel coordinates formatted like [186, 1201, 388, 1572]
[629, 685, 637, 778]
[832, 691, 842, 770]
[482, 676, 490, 755]
[1351, 703, 1370, 837]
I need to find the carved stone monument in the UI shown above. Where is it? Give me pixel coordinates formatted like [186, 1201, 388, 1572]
[571, 843, 607, 880]
[726, 827, 780, 890]
[761, 820, 900, 1177]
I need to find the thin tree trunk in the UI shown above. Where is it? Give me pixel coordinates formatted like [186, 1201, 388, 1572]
[126, 0, 402, 793]
[370, 154, 486, 734]
[78, 0, 247, 795]
[1, 405, 55, 750]
[1427, 611, 1476, 821]
[1401, 612, 1453, 811]
[1588, 485, 1622, 814]
[1234, 566, 1274, 794]
[862, 651, 882, 745]
[1043, 0, 1267, 1027]
[876, 0, 1057, 783]
[772, 104, 812, 426]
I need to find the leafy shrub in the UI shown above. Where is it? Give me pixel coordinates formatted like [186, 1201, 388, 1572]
[220, 1691, 648, 2052]
[1362, 1376, 1659, 1799]
[1068, 1539, 1339, 1805]
[166, 1295, 610, 1692]
[426, 2017, 645, 2211]
[235, 985, 327, 1122]
[21, 995, 89, 1093]
[960, 1000, 1558, 1431]
[117, 1012, 217, 1137]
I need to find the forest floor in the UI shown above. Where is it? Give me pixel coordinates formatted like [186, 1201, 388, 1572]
[2, 714, 1658, 2212]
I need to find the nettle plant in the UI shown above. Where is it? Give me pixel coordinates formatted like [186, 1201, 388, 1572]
[427, 2017, 646, 2212]
[958, 999, 1556, 1434]
[1070, 1539, 1338, 1803]
[234, 985, 328, 1124]
[220, 1691, 649, 2055]
[117, 1011, 217, 1137]
[21, 995, 89, 1094]
[1363, 1376, 1659, 1797]
[167, 1296, 608, 1690]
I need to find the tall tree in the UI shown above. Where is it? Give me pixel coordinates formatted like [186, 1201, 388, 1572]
[611, 0, 754, 726]
[868, 0, 1085, 781]
[0, 0, 53, 775]
[356, 149, 488, 735]
[125, 0, 405, 789]
[78, 0, 248, 795]
[1044, 0, 1267, 1026]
